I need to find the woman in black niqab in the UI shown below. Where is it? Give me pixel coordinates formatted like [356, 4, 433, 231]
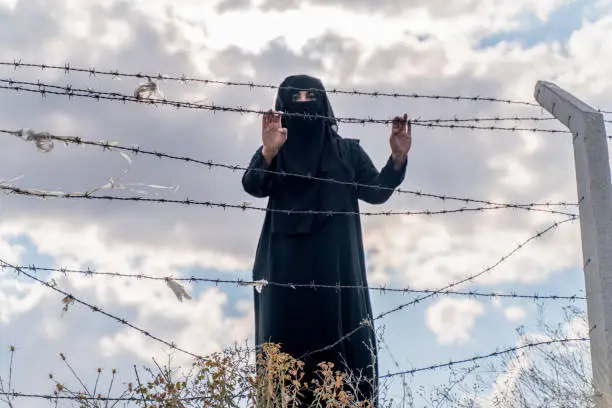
[269, 74, 350, 235]
[242, 74, 411, 406]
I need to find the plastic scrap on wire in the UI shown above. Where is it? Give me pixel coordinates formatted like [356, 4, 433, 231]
[134, 78, 163, 99]
[12, 128, 56, 152]
[165, 277, 192, 301]
[238, 279, 268, 293]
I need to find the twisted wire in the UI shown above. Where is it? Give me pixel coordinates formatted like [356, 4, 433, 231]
[0, 78, 571, 133]
[2, 184, 573, 218]
[380, 337, 589, 378]
[14, 264, 585, 301]
[0, 60, 541, 107]
[0, 128, 578, 217]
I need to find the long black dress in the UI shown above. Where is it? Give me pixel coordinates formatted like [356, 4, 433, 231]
[242, 74, 407, 406]
[243, 140, 406, 404]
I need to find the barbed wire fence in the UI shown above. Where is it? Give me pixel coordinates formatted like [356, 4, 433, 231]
[1, 60, 611, 116]
[0, 59, 609, 407]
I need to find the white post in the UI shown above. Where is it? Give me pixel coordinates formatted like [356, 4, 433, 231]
[534, 80, 612, 406]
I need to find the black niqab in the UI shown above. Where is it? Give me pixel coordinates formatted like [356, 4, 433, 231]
[274, 75, 336, 176]
[270, 75, 350, 235]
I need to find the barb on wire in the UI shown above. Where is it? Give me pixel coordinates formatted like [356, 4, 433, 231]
[1, 183, 573, 218]
[0, 59, 541, 107]
[297, 215, 577, 361]
[0, 258, 204, 360]
[380, 337, 589, 378]
[0, 127, 579, 217]
[13, 264, 586, 301]
[0, 78, 571, 133]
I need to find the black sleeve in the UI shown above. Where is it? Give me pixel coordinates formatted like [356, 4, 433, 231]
[351, 142, 407, 204]
[241, 147, 276, 198]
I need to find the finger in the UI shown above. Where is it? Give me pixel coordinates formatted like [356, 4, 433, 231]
[263, 109, 272, 125]
[391, 116, 400, 131]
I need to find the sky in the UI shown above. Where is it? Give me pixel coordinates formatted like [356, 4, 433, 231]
[0, 0, 611, 406]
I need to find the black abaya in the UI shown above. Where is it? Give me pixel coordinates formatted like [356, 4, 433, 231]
[242, 76, 407, 406]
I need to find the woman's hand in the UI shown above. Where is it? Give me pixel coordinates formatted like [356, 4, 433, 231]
[261, 110, 287, 165]
[390, 113, 412, 169]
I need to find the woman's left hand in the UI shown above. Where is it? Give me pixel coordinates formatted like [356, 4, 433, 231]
[390, 113, 412, 167]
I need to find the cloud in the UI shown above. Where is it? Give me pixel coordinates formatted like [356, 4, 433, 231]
[0, 219, 254, 383]
[478, 0, 594, 49]
[250, 0, 573, 23]
[215, 0, 252, 13]
[0, 0, 610, 405]
[504, 306, 526, 323]
[364, 215, 581, 288]
[425, 297, 485, 345]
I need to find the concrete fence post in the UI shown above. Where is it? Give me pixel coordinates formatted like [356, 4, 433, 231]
[534, 80, 612, 407]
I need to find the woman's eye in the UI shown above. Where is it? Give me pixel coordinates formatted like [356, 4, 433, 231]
[291, 92, 316, 101]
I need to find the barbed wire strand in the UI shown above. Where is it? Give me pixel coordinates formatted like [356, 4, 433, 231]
[0, 128, 579, 217]
[380, 337, 589, 378]
[297, 215, 577, 361]
[0, 60, 542, 107]
[0, 79, 572, 133]
[1, 184, 576, 218]
[421, 116, 611, 124]
[0, 337, 589, 403]
[420, 116, 612, 125]
[0, 258, 205, 360]
[1, 60, 604, 116]
[13, 264, 585, 301]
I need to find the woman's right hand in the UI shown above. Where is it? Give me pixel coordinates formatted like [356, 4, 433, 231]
[261, 110, 287, 164]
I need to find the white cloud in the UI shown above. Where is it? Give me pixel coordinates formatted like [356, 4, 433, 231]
[0, 0, 609, 405]
[472, 342, 534, 407]
[0, 278, 45, 324]
[491, 296, 503, 309]
[566, 315, 589, 338]
[98, 291, 253, 367]
[0, 220, 254, 366]
[504, 306, 526, 323]
[487, 155, 535, 189]
[364, 215, 581, 288]
[425, 297, 485, 345]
